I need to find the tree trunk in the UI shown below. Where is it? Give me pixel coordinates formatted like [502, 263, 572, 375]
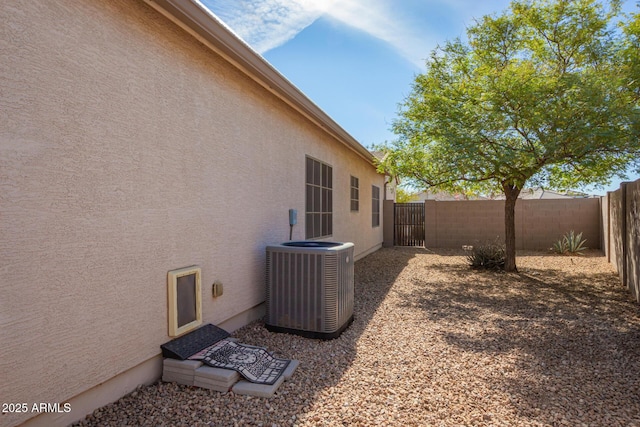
[503, 183, 521, 272]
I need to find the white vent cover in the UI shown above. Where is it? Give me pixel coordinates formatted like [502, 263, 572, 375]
[265, 241, 354, 339]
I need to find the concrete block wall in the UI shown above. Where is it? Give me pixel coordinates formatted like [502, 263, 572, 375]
[519, 199, 601, 250]
[608, 190, 625, 277]
[607, 181, 640, 302]
[425, 200, 505, 248]
[383, 200, 395, 247]
[604, 192, 613, 266]
[627, 181, 640, 302]
[424, 198, 601, 250]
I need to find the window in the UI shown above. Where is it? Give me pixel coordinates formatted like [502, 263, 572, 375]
[306, 156, 332, 238]
[372, 185, 380, 227]
[350, 176, 359, 212]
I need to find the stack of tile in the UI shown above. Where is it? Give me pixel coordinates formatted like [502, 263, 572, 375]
[194, 366, 240, 392]
[162, 358, 300, 397]
[162, 359, 203, 386]
[231, 360, 299, 398]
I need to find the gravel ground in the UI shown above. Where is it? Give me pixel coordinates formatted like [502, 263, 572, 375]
[74, 248, 640, 427]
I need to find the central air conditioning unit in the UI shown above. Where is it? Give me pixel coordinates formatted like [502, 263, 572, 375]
[265, 241, 354, 340]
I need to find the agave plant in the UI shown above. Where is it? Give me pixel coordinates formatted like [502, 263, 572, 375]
[552, 238, 568, 254]
[552, 231, 587, 255]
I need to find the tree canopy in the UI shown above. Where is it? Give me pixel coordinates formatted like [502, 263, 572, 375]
[377, 0, 640, 271]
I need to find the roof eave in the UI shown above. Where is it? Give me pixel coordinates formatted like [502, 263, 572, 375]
[144, 0, 376, 164]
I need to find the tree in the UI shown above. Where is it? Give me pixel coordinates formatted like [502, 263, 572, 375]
[395, 187, 419, 203]
[621, 9, 640, 103]
[377, 0, 640, 271]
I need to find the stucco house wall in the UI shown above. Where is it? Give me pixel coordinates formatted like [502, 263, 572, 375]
[0, 1, 384, 426]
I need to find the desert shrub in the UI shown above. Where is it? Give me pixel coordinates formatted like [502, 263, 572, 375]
[466, 241, 506, 270]
[552, 230, 587, 254]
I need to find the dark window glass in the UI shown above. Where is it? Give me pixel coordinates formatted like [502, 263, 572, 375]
[306, 213, 313, 238]
[372, 185, 380, 227]
[305, 157, 333, 238]
[350, 176, 359, 212]
[176, 274, 197, 327]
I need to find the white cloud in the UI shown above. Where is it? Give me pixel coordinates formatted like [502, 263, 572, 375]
[200, 0, 325, 53]
[321, 0, 517, 67]
[199, 0, 514, 68]
[322, 0, 433, 67]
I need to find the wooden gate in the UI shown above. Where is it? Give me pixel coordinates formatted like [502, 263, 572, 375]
[394, 203, 425, 246]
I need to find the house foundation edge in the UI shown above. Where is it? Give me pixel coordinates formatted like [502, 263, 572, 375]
[17, 303, 266, 427]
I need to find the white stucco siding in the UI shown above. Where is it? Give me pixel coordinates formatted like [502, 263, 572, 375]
[1, 1, 382, 425]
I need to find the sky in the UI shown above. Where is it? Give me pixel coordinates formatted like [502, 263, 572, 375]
[200, 0, 639, 195]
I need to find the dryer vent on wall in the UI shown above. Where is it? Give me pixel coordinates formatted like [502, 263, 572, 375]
[265, 241, 354, 339]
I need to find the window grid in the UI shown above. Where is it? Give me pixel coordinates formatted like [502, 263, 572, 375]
[372, 185, 380, 227]
[306, 157, 333, 239]
[350, 176, 359, 212]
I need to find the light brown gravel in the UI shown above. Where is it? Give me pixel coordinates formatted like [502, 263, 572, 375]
[74, 248, 640, 427]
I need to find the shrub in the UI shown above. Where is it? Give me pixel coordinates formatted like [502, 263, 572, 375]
[466, 241, 506, 270]
[552, 230, 587, 255]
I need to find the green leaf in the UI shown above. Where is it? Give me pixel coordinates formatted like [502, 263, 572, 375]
[376, 0, 640, 271]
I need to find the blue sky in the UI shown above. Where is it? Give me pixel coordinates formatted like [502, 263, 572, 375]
[200, 0, 639, 194]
